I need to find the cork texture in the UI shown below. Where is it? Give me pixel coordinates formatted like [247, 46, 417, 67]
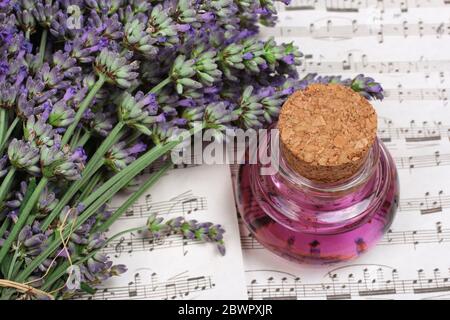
[278, 84, 378, 183]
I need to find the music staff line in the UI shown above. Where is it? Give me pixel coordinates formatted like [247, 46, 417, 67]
[247, 273, 450, 300]
[83, 273, 215, 300]
[377, 123, 450, 143]
[105, 232, 206, 257]
[240, 221, 449, 250]
[108, 193, 208, 220]
[394, 151, 450, 170]
[263, 21, 450, 41]
[279, 0, 448, 12]
[300, 55, 450, 74]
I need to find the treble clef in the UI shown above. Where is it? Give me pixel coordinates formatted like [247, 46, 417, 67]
[114, 237, 125, 258]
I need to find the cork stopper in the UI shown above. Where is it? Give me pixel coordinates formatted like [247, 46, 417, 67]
[278, 84, 378, 183]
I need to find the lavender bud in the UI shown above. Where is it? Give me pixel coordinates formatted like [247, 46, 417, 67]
[8, 139, 40, 175]
[191, 46, 222, 87]
[49, 99, 75, 128]
[146, 5, 179, 47]
[94, 49, 139, 89]
[105, 140, 147, 172]
[170, 55, 201, 94]
[118, 91, 164, 135]
[232, 86, 264, 129]
[124, 19, 157, 57]
[24, 115, 55, 146]
[89, 110, 115, 137]
[40, 145, 84, 180]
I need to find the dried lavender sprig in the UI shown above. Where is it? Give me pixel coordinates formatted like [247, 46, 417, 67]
[299, 73, 384, 101]
[147, 214, 226, 256]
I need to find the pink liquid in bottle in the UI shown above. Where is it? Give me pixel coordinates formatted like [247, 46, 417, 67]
[235, 132, 399, 264]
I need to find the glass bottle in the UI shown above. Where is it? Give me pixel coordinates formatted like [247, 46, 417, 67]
[235, 85, 399, 264]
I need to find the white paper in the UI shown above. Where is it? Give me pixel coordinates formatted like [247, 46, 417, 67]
[237, 1, 450, 300]
[85, 165, 247, 300]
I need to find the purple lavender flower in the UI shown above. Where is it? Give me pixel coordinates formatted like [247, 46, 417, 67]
[8, 139, 40, 175]
[24, 115, 55, 146]
[0, 83, 19, 109]
[31, 0, 60, 28]
[18, 224, 49, 257]
[52, 51, 82, 79]
[146, 214, 227, 256]
[49, 98, 76, 128]
[299, 73, 384, 100]
[94, 48, 139, 88]
[40, 144, 84, 180]
[89, 110, 116, 137]
[118, 91, 165, 135]
[350, 74, 384, 100]
[105, 140, 147, 172]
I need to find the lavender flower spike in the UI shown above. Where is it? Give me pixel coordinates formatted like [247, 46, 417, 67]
[170, 55, 202, 95]
[40, 145, 84, 180]
[105, 141, 147, 172]
[94, 49, 140, 89]
[118, 91, 165, 135]
[124, 19, 157, 57]
[350, 74, 384, 100]
[49, 98, 76, 128]
[8, 139, 40, 175]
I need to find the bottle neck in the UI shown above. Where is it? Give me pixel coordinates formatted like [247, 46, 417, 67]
[278, 138, 380, 196]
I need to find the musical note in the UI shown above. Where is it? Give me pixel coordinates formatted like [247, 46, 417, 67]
[264, 21, 450, 40]
[82, 272, 216, 300]
[247, 266, 450, 300]
[109, 191, 208, 220]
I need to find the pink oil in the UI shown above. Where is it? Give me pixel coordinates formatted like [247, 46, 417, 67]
[235, 137, 399, 264]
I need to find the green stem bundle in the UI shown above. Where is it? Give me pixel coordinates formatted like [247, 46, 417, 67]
[15, 127, 199, 283]
[0, 178, 42, 265]
[41, 122, 125, 230]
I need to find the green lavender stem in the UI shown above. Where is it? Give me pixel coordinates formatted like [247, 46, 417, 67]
[70, 127, 82, 148]
[96, 162, 171, 233]
[0, 178, 42, 265]
[15, 127, 200, 283]
[7, 246, 20, 279]
[0, 117, 19, 154]
[38, 29, 48, 68]
[61, 75, 106, 146]
[0, 109, 7, 148]
[0, 219, 10, 239]
[77, 171, 102, 203]
[76, 131, 91, 148]
[40, 122, 125, 230]
[149, 77, 170, 94]
[0, 167, 16, 205]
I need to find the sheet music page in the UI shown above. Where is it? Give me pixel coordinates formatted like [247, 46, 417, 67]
[237, 1, 450, 300]
[86, 164, 247, 300]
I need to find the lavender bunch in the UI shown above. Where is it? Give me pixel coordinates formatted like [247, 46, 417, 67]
[0, 0, 383, 300]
